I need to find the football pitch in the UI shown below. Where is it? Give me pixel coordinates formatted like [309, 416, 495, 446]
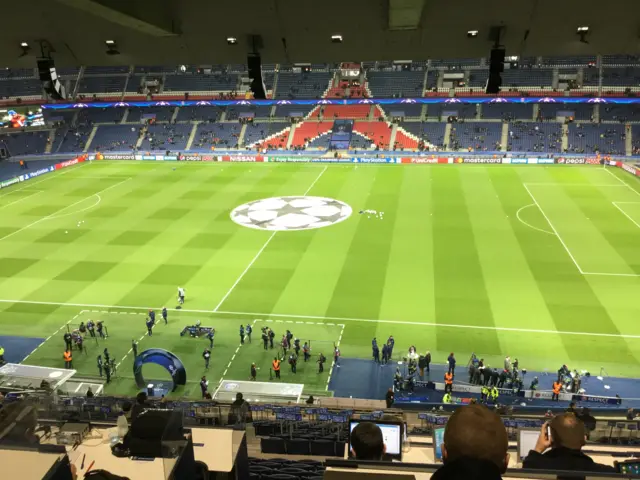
[0, 160, 639, 398]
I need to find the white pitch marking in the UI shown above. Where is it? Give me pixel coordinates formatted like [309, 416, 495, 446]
[516, 204, 554, 235]
[0, 177, 130, 243]
[0, 161, 84, 200]
[582, 271, 640, 278]
[0, 190, 43, 210]
[525, 183, 626, 187]
[612, 202, 640, 230]
[212, 166, 328, 312]
[4, 298, 640, 339]
[523, 184, 584, 274]
[22, 319, 73, 362]
[604, 167, 640, 198]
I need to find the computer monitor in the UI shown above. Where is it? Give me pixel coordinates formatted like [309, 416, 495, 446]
[432, 427, 445, 462]
[348, 420, 403, 460]
[517, 428, 540, 461]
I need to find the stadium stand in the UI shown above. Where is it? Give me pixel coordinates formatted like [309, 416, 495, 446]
[291, 122, 333, 148]
[449, 122, 503, 151]
[164, 73, 239, 93]
[139, 123, 192, 151]
[274, 104, 316, 118]
[127, 106, 175, 123]
[0, 78, 42, 98]
[192, 122, 242, 149]
[399, 122, 447, 150]
[175, 106, 223, 122]
[567, 123, 627, 155]
[243, 122, 290, 147]
[77, 76, 127, 95]
[349, 132, 373, 150]
[508, 122, 562, 152]
[226, 104, 272, 120]
[91, 124, 143, 151]
[501, 68, 554, 87]
[317, 105, 370, 120]
[482, 104, 533, 120]
[600, 105, 640, 122]
[366, 70, 425, 98]
[353, 121, 392, 149]
[84, 107, 125, 124]
[275, 72, 333, 99]
[0, 130, 49, 155]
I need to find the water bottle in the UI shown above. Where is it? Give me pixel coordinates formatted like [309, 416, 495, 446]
[116, 412, 128, 440]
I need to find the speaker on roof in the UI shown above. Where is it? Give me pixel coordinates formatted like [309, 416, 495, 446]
[486, 48, 505, 94]
[247, 53, 266, 100]
[37, 58, 66, 100]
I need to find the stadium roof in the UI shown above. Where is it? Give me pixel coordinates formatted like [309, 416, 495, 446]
[2, 0, 639, 67]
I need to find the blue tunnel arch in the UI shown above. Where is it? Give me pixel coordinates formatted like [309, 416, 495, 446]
[133, 348, 187, 391]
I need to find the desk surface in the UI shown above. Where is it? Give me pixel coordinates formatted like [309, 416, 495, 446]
[67, 427, 167, 479]
[64, 426, 244, 478]
[1, 448, 63, 480]
[191, 427, 244, 472]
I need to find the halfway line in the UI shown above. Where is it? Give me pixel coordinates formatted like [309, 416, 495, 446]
[211, 165, 328, 312]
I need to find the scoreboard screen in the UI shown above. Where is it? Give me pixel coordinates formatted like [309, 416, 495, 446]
[0, 107, 44, 129]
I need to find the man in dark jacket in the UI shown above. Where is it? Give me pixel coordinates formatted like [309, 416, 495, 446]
[523, 413, 616, 473]
[432, 404, 509, 480]
[385, 388, 394, 408]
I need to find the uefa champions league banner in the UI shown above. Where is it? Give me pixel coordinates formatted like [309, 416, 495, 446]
[39, 96, 640, 110]
[0, 155, 85, 190]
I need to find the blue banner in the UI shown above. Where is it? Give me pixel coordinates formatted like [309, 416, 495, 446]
[40, 97, 639, 110]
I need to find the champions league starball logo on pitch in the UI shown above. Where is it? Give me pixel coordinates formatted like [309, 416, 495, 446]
[231, 196, 353, 231]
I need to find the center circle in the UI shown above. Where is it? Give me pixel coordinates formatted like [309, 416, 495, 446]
[230, 196, 353, 231]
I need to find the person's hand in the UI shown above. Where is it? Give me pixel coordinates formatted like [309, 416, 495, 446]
[534, 422, 552, 453]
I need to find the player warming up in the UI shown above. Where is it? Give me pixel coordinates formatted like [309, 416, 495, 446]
[177, 287, 185, 305]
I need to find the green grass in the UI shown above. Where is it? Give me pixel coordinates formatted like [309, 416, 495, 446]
[0, 160, 639, 398]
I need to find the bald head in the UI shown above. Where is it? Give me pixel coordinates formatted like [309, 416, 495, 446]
[442, 405, 509, 472]
[550, 413, 586, 450]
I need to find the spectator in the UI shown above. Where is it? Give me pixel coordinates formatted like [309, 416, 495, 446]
[385, 388, 394, 408]
[350, 422, 385, 461]
[523, 414, 616, 473]
[432, 404, 509, 480]
[565, 402, 578, 415]
[130, 392, 151, 422]
[627, 408, 637, 421]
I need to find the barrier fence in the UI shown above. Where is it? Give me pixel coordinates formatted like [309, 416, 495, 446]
[2, 152, 638, 192]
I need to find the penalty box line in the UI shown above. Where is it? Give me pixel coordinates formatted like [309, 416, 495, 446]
[211, 165, 328, 313]
[524, 183, 640, 278]
[3, 298, 640, 340]
[523, 184, 585, 274]
[21, 311, 85, 362]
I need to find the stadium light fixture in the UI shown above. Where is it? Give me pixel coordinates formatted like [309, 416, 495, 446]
[226, 37, 238, 45]
[576, 26, 589, 44]
[331, 34, 343, 43]
[105, 40, 120, 55]
[19, 42, 31, 57]
[467, 30, 479, 38]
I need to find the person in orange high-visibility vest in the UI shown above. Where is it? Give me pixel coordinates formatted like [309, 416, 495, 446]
[272, 357, 281, 379]
[552, 380, 562, 401]
[63, 349, 73, 369]
[444, 371, 453, 394]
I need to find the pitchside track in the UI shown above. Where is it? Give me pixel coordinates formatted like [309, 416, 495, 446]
[0, 161, 638, 397]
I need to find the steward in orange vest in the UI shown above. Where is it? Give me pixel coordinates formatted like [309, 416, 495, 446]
[272, 358, 281, 379]
[444, 371, 453, 394]
[552, 380, 562, 401]
[63, 350, 73, 369]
